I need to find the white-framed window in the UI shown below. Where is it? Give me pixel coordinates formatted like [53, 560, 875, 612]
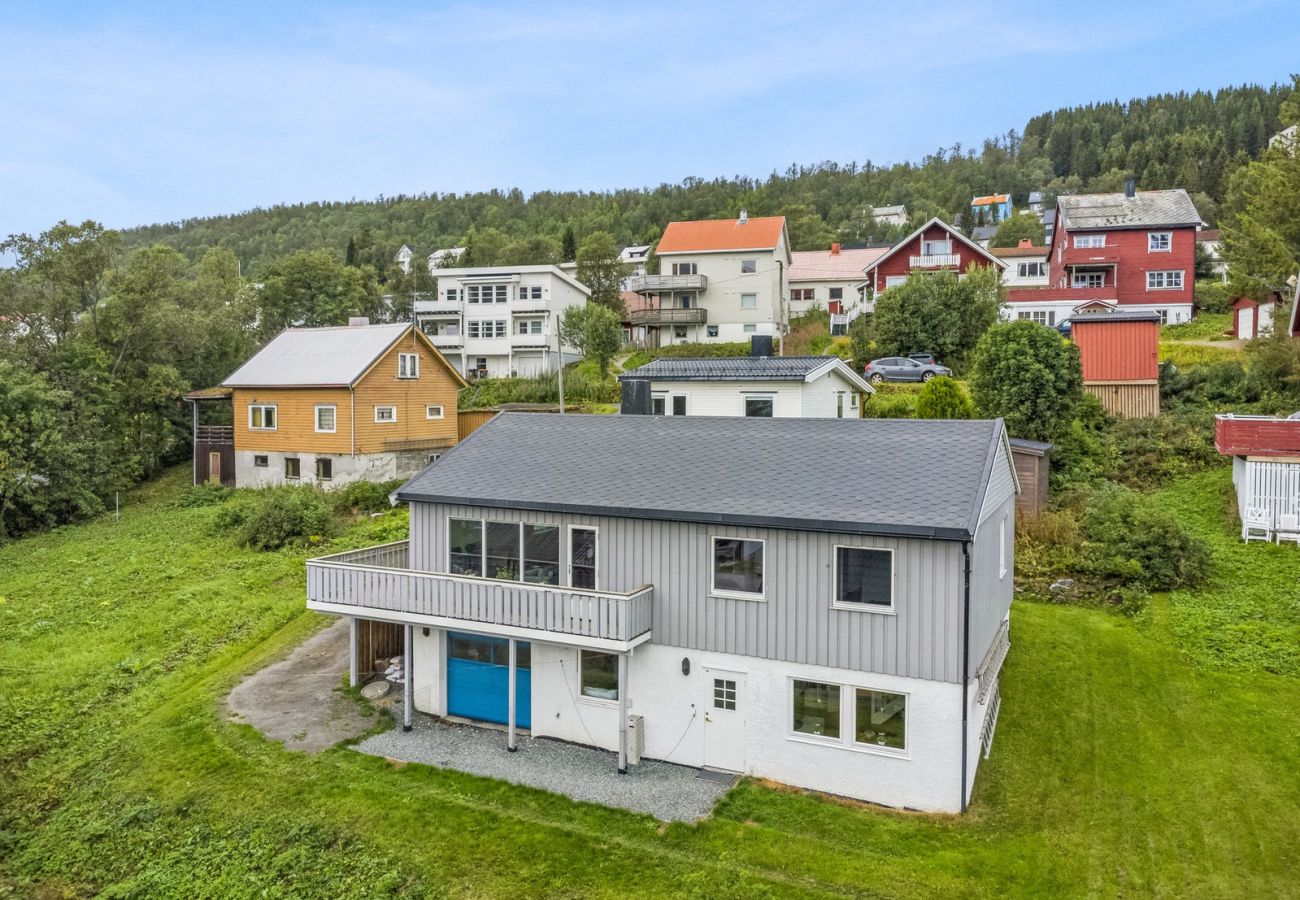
[674, 325, 688, 338]
[1073, 234, 1106, 249]
[884, 275, 907, 289]
[1146, 270, 1184, 290]
[1148, 231, 1172, 252]
[493, 319, 507, 337]
[579, 649, 618, 701]
[248, 404, 277, 431]
[791, 288, 814, 303]
[1017, 261, 1046, 278]
[374, 405, 397, 423]
[712, 536, 765, 599]
[398, 352, 419, 379]
[314, 404, 336, 433]
[671, 395, 687, 416]
[284, 457, 300, 480]
[789, 679, 908, 753]
[467, 320, 481, 339]
[444, 288, 459, 302]
[1156, 308, 1170, 325]
[829, 287, 843, 300]
[672, 262, 697, 276]
[651, 394, 666, 415]
[833, 546, 894, 612]
[426, 404, 444, 419]
[447, 517, 561, 586]
[836, 392, 844, 418]
[740, 293, 757, 309]
[315, 457, 332, 482]
[742, 323, 757, 333]
[426, 452, 441, 464]
[713, 677, 737, 710]
[1073, 272, 1104, 289]
[922, 238, 951, 256]
[999, 513, 1008, 578]
[741, 259, 757, 274]
[706, 325, 719, 337]
[517, 285, 542, 301]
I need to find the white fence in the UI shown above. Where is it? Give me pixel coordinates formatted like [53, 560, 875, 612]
[1236, 459, 1300, 522]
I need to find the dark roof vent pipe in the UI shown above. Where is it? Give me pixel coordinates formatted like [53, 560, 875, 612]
[620, 378, 652, 415]
[1124, 178, 1136, 198]
[750, 335, 774, 357]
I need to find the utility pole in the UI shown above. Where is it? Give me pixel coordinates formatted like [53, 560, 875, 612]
[556, 322, 565, 414]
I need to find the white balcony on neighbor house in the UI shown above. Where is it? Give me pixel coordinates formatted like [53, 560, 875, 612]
[426, 332, 464, 348]
[628, 273, 709, 293]
[511, 297, 549, 312]
[909, 253, 962, 268]
[414, 298, 463, 316]
[510, 329, 551, 348]
[306, 541, 654, 651]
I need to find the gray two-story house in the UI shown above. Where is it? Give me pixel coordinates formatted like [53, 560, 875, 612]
[305, 413, 1016, 812]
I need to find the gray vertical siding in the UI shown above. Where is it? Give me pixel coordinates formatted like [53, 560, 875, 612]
[978, 438, 1017, 526]
[967, 493, 1014, 679]
[410, 500, 967, 682]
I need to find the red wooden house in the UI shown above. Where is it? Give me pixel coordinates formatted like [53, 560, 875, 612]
[1006, 185, 1201, 327]
[862, 218, 1006, 294]
[1071, 310, 1161, 418]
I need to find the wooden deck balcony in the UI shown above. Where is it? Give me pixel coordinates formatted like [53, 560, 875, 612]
[195, 424, 233, 445]
[306, 541, 654, 651]
[626, 307, 708, 326]
[628, 273, 708, 293]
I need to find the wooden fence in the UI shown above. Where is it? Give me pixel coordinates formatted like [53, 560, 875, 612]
[458, 409, 498, 441]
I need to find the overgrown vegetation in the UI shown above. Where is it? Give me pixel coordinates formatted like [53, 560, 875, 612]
[855, 266, 1003, 371]
[913, 376, 974, 419]
[457, 365, 619, 410]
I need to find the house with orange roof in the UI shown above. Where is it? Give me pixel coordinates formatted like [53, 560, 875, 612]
[970, 193, 1013, 224]
[628, 211, 791, 348]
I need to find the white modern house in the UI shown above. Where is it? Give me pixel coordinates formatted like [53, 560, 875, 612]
[788, 244, 888, 323]
[619, 352, 874, 418]
[414, 265, 591, 378]
[306, 413, 1016, 812]
[628, 212, 791, 348]
[990, 240, 1050, 288]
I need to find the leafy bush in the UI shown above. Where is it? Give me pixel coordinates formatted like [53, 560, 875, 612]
[213, 488, 336, 550]
[865, 267, 1003, 371]
[1161, 360, 1258, 410]
[1159, 342, 1243, 368]
[1075, 484, 1211, 591]
[971, 320, 1082, 441]
[459, 366, 618, 409]
[173, 482, 232, 508]
[861, 383, 920, 418]
[914, 376, 974, 419]
[1193, 280, 1233, 314]
[332, 479, 403, 515]
[1103, 412, 1219, 490]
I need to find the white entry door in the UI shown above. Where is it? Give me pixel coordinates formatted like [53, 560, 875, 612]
[702, 668, 746, 772]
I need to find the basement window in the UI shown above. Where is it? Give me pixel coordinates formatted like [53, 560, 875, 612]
[580, 650, 619, 701]
[315, 458, 333, 482]
[792, 679, 840, 739]
[253, 455, 268, 468]
[854, 688, 906, 750]
[284, 457, 301, 480]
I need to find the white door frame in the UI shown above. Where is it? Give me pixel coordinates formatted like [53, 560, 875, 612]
[702, 666, 746, 772]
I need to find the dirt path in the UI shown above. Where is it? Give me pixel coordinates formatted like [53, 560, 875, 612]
[226, 617, 379, 753]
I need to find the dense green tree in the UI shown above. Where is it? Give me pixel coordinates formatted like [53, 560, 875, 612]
[0, 220, 120, 347]
[783, 204, 836, 251]
[501, 234, 561, 266]
[575, 231, 626, 313]
[970, 320, 1083, 441]
[561, 224, 577, 263]
[558, 303, 622, 379]
[345, 236, 358, 266]
[254, 250, 382, 339]
[914, 376, 975, 419]
[865, 266, 1003, 369]
[990, 212, 1046, 247]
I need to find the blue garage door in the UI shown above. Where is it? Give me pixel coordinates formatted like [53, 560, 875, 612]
[447, 632, 531, 728]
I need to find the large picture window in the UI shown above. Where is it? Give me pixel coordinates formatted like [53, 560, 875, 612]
[854, 689, 906, 750]
[834, 547, 893, 610]
[485, 522, 521, 580]
[792, 679, 840, 739]
[522, 524, 560, 585]
[449, 518, 484, 576]
[448, 517, 560, 585]
[580, 650, 619, 701]
[713, 537, 764, 597]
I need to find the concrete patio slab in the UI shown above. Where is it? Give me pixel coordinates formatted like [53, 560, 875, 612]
[355, 714, 735, 821]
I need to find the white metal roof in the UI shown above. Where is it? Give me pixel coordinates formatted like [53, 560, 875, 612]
[222, 323, 417, 388]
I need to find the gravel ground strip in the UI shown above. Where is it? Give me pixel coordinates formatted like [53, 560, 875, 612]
[355, 714, 735, 821]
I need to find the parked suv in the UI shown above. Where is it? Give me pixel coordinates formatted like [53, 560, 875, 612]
[906, 352, 938, 366]
[863, 356, 952, 384]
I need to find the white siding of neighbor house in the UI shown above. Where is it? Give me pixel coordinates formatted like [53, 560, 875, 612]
[657, 240, 789, 343]
[788, 280, 865, 317]
[410, 502, 974, 683]
[644, 373, 862, 419]
[410, 630, 968, 812]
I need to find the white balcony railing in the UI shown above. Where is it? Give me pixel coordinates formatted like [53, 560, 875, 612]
[426, 333, 463, 347]
[628, 273, 708, 293]
[306, 541, 654, 647]
[909, 253, 961, 268]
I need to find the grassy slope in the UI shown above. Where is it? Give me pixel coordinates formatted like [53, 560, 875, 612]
[1, 468, 1298, 897]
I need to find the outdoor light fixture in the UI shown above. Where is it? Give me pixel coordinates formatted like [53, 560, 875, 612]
[422, 627, 430, 637]
[681, 658, 691, 676]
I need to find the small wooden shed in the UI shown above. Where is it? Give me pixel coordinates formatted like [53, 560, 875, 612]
[1008, 438, 1052, 517]
[1071, 310, 1161, 418]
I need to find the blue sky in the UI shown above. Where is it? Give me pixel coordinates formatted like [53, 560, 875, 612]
[1, 0, 1296, 237]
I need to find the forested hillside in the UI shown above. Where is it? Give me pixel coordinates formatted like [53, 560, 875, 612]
[120, 84, 1289, 273]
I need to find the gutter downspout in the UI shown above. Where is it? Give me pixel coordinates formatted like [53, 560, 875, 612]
[350, 388, 357, 458]
[960, 540, 972, 813]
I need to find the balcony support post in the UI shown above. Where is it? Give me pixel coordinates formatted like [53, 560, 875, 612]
[507, 638, 518, 752]
[403, 624, 413, 732]
[617, 651, 629, 774]
[348, 616, 359, 688]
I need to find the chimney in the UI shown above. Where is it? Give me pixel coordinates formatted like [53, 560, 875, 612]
[348, 316, 370, 327]
[750, 335, 774, 357]
[1018, 238, 1032, 248]
[1124, 178, 1136, 199]
[738, 209, 748, 225]
[830, 242, 841, 255]
[620, 378, 652, 415]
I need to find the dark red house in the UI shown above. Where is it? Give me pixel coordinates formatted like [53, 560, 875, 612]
[862, 218, 1006, 294]
[1006, 185, 1201, 326]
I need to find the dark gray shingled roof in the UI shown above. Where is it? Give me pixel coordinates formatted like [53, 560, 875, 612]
[619, 356, 841, 382]
[1070, 310, 1162, 323]
[1058, 189, 1201, 231]
[396, 413, 1009, 540]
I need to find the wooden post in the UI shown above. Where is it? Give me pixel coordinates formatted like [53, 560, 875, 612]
[190, 400, 198, 486]
[348, 617, 359, 688]
[617, 652, 628, 774]
[507, 638, 518, 752]
[403, 624, 413, 732]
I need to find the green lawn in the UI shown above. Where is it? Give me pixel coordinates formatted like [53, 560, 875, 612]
[1, 467, 1298, 897]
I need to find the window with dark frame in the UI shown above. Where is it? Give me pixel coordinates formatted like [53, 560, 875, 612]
[253, 455, 268, 467]
[447, 518, 560, 585]
[284, 457, 300, 480]
[713, 537, 764, 596]
[741, 259, 757, 274]
[744, 396, 773, 417]
[315, 458, 332, 481]
[571, 527, 597, 589]
[835, 547, 893, 608]
[672, 395, 687, 416]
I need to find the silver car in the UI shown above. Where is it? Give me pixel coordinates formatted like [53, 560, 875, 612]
[863, 356, 952, 384]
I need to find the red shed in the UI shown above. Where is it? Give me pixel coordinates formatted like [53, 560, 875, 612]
[863, 217, 1006, 294]
[1070, 310, 1161, 417]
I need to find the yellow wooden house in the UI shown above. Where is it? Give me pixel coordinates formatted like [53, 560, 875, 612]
[186, 321, 469, 488]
